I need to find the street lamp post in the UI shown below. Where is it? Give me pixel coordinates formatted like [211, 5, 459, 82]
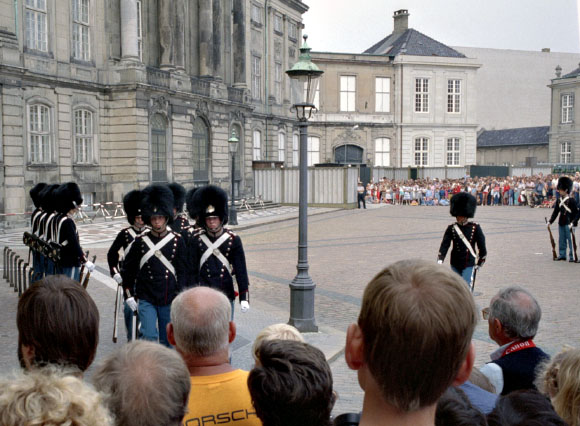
[228, 130, 239, 226]
[286, 35, 323, 332]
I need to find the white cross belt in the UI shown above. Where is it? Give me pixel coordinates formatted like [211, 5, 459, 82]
[199, 233, 232, 275]
[139, 233, 176, 277]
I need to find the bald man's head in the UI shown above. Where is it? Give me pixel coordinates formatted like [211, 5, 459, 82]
[170, 287, 232, 357]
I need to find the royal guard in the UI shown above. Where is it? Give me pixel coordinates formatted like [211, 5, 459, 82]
[28, 183, 47, 281]
[188, 185, 250, 317]
[548, 176, 578, 261]
[168, 182, 190, 237]
[438, 192, 487, 287]
[37, 184, 61, 276]
[107, 190, 146, 341]
[122, 184, 188, 347]
[54, 182, 94, 280]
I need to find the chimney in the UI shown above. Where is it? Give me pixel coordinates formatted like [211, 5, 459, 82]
[556, 65, 562, 78]
[393, 9, 409, 35]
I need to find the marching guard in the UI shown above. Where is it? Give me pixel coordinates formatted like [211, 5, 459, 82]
[168, 182, 190, 237]
[187, 185, 250, 317]
[107, 190, 146, 341]
[122, 184, 188, 347]
[548, 176, 578, 262]
[28, 183, 47, 281]
[54, 183, 94, 281]
[36, 184, 60, 277]
[438, 192, 487, 289]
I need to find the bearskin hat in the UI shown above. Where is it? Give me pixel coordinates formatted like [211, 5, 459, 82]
[192, 185, 229, 226]
[54, 182, 83, 214]
[29, 182, 47, 208]
[141, 184, 174, 226]
[450, 192, 477, 218]
[557, 176, 573, 194]
[39, 184, 60, 213]
[185, 187, 199, 221]
[167, 182, 186, 213]
[123, 190, 143, 225]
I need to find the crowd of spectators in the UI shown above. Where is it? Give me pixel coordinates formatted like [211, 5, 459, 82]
[363, 173, 580, 208]
[1, 258, 578, 425]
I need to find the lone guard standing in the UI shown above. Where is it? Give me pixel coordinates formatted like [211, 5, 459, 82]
[122, 184, 188, 347]
[188, 185, 250, 317]
[438, 192, 487, 287]
[107, 190, 146, 341]
[548, 176, 578, 261]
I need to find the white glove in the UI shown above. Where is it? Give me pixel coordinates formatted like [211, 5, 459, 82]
[437, 260, 443, 264]
[113, 273, 123, 284]
[126, 297, 138, 312]
[547, 222, 551, 228]
[85, 261, 95, 272]
[240, 300, 250, 313]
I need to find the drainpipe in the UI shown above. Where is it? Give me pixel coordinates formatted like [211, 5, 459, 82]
[399, 62, 403, 167]
[263, 0, 269, 159]
[13, 0, 18, 41]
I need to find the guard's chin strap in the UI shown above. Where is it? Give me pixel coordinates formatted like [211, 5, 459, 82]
[206, 226, 224, 239]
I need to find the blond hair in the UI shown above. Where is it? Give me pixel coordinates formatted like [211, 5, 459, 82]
[252, 323, 304, 361]
[358, 259, 476, 412]
[550, 348, 580, 426]
[0, 366, 112, 425]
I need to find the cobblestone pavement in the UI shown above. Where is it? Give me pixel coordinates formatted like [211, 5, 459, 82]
[1, 203, 579, 416]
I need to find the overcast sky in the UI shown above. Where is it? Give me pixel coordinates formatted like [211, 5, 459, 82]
[302, 0, 580, 54]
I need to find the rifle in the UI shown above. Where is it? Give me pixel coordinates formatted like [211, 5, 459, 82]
[545, 218, 557, 261]
[470, 266, 478, 293]
[78, 250, 89, 284]
[571, 225, 578, 262]
[81, 255, 97, 289]
[112, 284, 123, 343]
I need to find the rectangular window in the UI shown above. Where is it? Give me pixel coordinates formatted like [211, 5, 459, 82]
[137, 0, 143, 61]
[25, 0, 48, 52]
[275, 62, 282, 103]
[307, 136, 319, 166]
[561, 141, 572, 163]
[446, 137, 460, 166]
[251, 3, 262, 25]
[288, 21, 297, 40]
[562, 94, 574, 124]
[72, 0, 90, 61]
[28, 104, 51, 164]
[447, 79, 461, 113]
[278, 132, 285, 162]
[274, 14, 283, 33]
[292, 133, 299, 166]
[74, 109, 93, 164]
[375, 77, 390, 113]
[253, 130, 262, 161]
[415, 78, 429, 113]
[340, 75, 356, 112]
[414, 137, 429, 166]
[251, 55, 261, 100]
[374, 138, 390, 166]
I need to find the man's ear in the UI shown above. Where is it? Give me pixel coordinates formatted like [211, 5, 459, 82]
[228, 321, 236, 344]
[20, 344, 35, 369]
[452, 342, 475, 386]
[345, 323, 364, 371]
[167, 323, 176, 346]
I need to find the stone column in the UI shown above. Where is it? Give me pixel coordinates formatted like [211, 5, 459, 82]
[159, 0, 174, 69]
[120, 0, 139, 61]
[232, 0, 246, 86]
[174, 0, 186, 71]
[212, 0, 223, 79]
[199, 0, 213, 76]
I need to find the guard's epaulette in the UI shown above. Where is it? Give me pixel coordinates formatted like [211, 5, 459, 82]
[171, 230, 182, 239]
[226, 229, 237, 237]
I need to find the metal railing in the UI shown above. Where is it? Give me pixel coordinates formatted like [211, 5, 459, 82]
[3, 246, 33, 296]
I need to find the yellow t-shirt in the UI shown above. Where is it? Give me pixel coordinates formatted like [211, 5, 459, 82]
[183, 370, 262, 426]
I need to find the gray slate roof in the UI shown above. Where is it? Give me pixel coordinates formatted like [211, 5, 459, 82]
[563, 65, 580, 78]
[477, 126, 549, 148]
[364, 28, 466, 58]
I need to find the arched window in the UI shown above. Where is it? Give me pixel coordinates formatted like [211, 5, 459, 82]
[151, 114, 167, 182]
[334, 144, 363, 164]
[74, 109, 94, 164]
[192, 117, 210, 185]
[28, 103, 52, 164]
